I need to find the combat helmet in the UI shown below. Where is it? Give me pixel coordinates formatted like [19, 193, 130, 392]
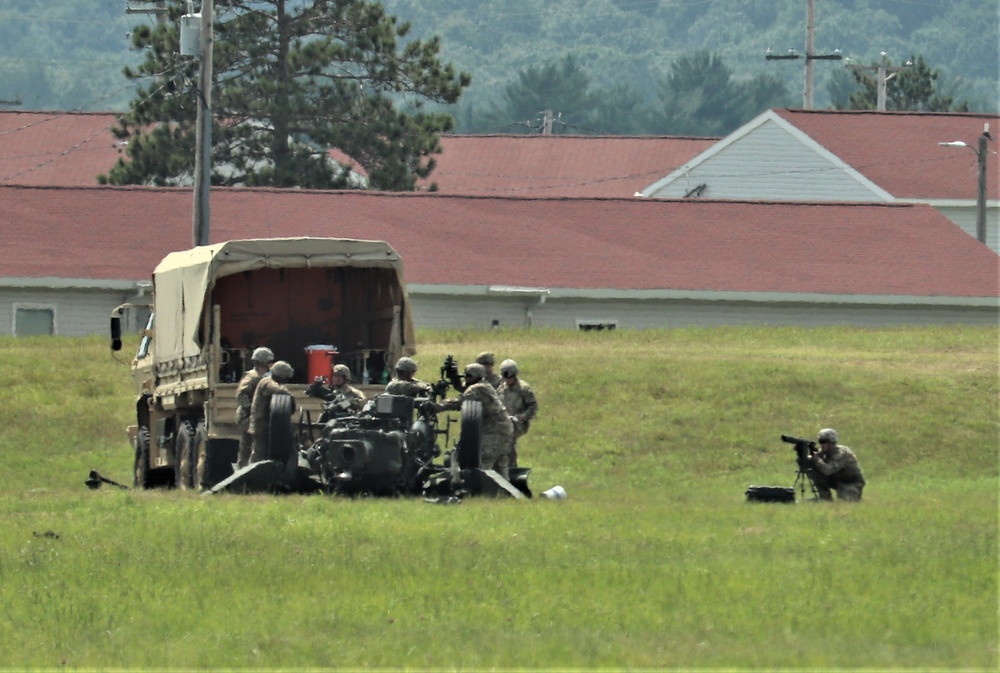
[499, 359, 519, 377]
[251, 346, 275, 364]
[464, 363, 487, 381]
[395, 357, 418, 373]
[270, 360, 294, 382]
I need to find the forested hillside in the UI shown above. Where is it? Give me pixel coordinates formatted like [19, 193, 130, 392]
[1, 0, 996, 135]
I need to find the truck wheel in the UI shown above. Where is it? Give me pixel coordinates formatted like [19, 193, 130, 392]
[269, 394, 296, 465]
[457, 400, 482, 470]
[134, 427, 150, 489]
[175, 421, 197, 491]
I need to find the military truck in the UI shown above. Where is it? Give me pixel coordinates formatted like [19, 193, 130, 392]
[111, 237, 416, 490]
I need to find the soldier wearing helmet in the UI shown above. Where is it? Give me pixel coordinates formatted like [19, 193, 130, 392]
[248, 360, 296, 464]
[497, 359, 538, 468]
[806, 428, 866, 501]
[434, 363, 514, 479]
[234, 346, 275, 469]
[475, 351, 502, 389]
[385, 356, 432, 397]
[330, 363, 367, 411]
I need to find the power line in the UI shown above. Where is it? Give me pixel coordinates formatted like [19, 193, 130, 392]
[845, 53, 913, 111]
[764, 0, 842, 109]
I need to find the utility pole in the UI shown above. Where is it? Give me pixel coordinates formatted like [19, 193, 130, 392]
[846, 52, 911, 111]
[765, 0, 841, 109]
[804, 0, 815, 109]
[192, 0, 214, 247]
[541, 110, 554, 135]
[939, 123, 992, 245]
[977, 129, 988, 244]
[126, 1, 168, 26]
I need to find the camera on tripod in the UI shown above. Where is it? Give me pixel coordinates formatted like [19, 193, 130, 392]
[745, 434, 819, 503]
[781, 434, 817, 472]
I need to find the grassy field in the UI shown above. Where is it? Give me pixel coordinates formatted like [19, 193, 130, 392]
[0, 327, 996, 670]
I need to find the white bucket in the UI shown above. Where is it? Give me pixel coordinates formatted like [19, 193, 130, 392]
[541, 485, 567, 500]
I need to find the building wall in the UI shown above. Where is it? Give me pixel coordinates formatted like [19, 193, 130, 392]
[647, 120, 882, 201]
[932, 204, 1000, 254]
[2, 288, 995, 338]
[409, 295, 998, 330]
[0, 287, 149, 337]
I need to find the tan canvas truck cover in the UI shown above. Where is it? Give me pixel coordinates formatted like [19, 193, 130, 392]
[152, 237, 416, 370]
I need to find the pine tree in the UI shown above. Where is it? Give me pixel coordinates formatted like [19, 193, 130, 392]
[101, 0, 470, 190]
[844, 55, 968, 112]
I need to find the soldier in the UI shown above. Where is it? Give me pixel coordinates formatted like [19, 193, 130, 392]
[807, 428, 866, 501]
[234, 346, 274, 469]
[385, 357, 432, 397]
[435, 363, 514, 480]
[497, 359, 538, 468]
[248, 360, 296, 463]
[476, 351, 502, 389]
[330, 363, 367, 411]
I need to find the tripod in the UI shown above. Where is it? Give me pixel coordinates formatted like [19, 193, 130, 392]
[793, 465, 818, 501]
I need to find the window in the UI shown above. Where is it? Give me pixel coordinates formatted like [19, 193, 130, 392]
[576, 320, 618, 332]
[14, 304, 55, 336]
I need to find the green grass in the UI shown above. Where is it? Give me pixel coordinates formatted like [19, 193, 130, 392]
[0, 327, 997, 670]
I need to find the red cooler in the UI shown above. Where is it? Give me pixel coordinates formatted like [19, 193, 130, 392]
[304, 345, 337, 383]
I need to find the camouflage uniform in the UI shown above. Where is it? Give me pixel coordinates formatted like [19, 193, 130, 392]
[235, 369, 265, 468]
[331, 382, 367, 410]
[438, 380, 514, 479]
[808, 444, 866, 501]
[475, 351, 501, 389]
[498, 376, 538, 467]
[385, 357, 432, 397]
[385, 377, 432, 397]
[327, 364, 367, 411]
[249, 376, 294, 463]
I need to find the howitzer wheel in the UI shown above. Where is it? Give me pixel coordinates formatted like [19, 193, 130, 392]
[456, 400, 482, 470]
[269, 394, 296, 465]
[133, 426, 150, 489]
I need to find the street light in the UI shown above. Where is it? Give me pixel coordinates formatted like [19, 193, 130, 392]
[938, 123, 991, 245]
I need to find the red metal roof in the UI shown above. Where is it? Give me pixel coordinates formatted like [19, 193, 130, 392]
[421, 134, 718, 197]
[0, 111, 714, 198]
[3, 185, 996, 299]
[6, 109, 992, 204]
[775, 109, 1000, 200]
[0, 111, 122, 186]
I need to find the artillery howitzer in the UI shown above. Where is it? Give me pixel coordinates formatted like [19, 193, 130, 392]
[209, 356, 531, 500]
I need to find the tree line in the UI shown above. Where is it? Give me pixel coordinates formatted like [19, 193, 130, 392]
[91, 0, 974, 191]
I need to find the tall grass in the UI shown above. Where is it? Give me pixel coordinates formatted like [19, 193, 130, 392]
[0, 328, 996, 670]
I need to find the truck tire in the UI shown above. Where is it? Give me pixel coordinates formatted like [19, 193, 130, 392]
[269, 394, 296, 465]
[175, 421, 197, 491]
[133, 426, 150, 489]
[456, 400, 482, 470]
